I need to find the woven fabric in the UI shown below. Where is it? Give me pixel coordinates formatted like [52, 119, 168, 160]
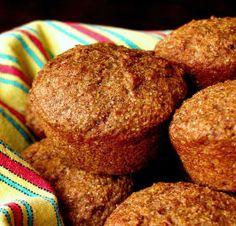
[0, 20, 167, 225]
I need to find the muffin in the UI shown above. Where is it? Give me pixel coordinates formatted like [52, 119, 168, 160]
[169, 80, 236, 192]
[105, 182, 236, 226]
[155, 16, 236, 90]
[22, 139, 133, 226]
[25, 97, 45, 139]
[29, 43, 187, 174]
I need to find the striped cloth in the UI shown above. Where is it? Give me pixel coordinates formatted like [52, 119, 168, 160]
[0, 20, 168, 225]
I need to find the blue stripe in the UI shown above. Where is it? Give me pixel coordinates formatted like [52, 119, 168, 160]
[0, 78, 29, 93]
[0, 208, 12, 226]
[2, 33, 44, 68]
[94, 25, 140, 49]
[22, 27, 54, 59]
[46, 21, 90, 45]
[0, 108, 33, 144]
[43, 197, 62, 226]
[19, 200, 33, 226]
[22, 26, 40, 36]
[0, 54, 21, 66]
[0, 139, 26, 160]
[0, 173, 62, 226]
[150, 34, 164, 40]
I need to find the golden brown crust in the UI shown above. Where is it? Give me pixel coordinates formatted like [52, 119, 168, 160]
[22, 139, 133, 226]
[52, 126, 160, 175]
[29, 43, 187, 174]
[169, 80, 236, 192]
[155, 16, 236, 89]
[24, 97, 45, 139]
[105, 182, 236, 226]
[30, 43, 187, 143]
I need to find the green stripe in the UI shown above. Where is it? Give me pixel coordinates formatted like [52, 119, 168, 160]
[46, 21, 90, 45]
[0, 139, 25, 160]
[0, 208, 12, 226]
[2, 33, 44, 68]
[0, 173, 62, 226]
[0, 54, 21, 66]
[94, 25, 140, 49]
[19, 200, 33, 226]
[0, 107, 33, 144]
[0, 78, 29, 93]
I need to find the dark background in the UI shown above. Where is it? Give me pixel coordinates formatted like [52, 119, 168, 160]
[0, 0, 235, 33]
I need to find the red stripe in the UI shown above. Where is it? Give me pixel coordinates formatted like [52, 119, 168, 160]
[0, 100, 25, 124]
[65, 22, 114, 43]
[154, 31, 168, 38]
[0, 151, 54, 193]
[17, 29, 50, 60]
[145, 30, 168, 38]
[0, 64, 31, 86]
[6, 203, 23, 226]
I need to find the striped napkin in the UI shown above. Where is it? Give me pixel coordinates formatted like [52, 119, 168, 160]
[0, 20, 168, 225]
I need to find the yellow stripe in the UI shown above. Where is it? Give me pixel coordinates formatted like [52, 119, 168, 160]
[0, 141, 37, 173]
[0, 73, 28, 114]
[58, 22, 97, 43]
[0, 206, 14, 226]
[0, 105, 34, 146]
[0, 58, 21, 70]
[24, 197, 59, 226]
[1, 32, 43, 78]
[0, 46, 33, 80]
[39, 21, 80, 55]
[0, 196, 59, 226]
[111, 27, 160, 50]
[0, 167, 56, 199]
[0, 181, 27, 204]
[0, 115, 29, 152]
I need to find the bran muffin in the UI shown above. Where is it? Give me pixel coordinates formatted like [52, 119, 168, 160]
[105, 182, 236, 226]
[22, 139, 133, 226]
[155, 16, 236, 89]
[24, 97, 45, 139]
[29, 43, 187, 174]
[169, 80, 236, 192]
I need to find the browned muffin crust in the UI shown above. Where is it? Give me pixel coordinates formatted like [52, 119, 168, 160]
[29, 43, 187, 174]
[105, 182, 236, 226]
[155, 16, 236, 89]
[22, 139, 133, 226]
[169, 80, 236, 192]
[24, 97, 45, 139]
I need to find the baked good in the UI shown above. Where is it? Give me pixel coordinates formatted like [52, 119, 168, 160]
[169, 80, 236, 192]
[22, 139, 133, 226]
[155, 16, 236, 89]
[25, 97, 45, 139]
[105, 182, 236, 225]
[29, 43, 187, 174]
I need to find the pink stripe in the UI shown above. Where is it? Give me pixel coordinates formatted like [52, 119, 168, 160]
[17, 29, 50, 60]
[145, 30, 168, 38]
[7, 203, 22, 226]
[0, 100, 25, 124]
[0, 64, 31, 86]
[65, 22, 114, 43]
[0, 151, 54, 193]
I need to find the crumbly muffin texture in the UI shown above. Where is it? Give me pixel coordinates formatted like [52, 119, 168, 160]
[22, 139, 133, 226]
[30, 43, 187, 144]
[105, 182, 236, 226]
[155, 16, 236, 89]
[170, 80, 236, 191]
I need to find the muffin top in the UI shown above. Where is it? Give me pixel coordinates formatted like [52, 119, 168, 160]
[105, 182, 236, 226]
[155, 17, 236, 89]
[30, 43, 186, 143]
[170, 80, 236, 154]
